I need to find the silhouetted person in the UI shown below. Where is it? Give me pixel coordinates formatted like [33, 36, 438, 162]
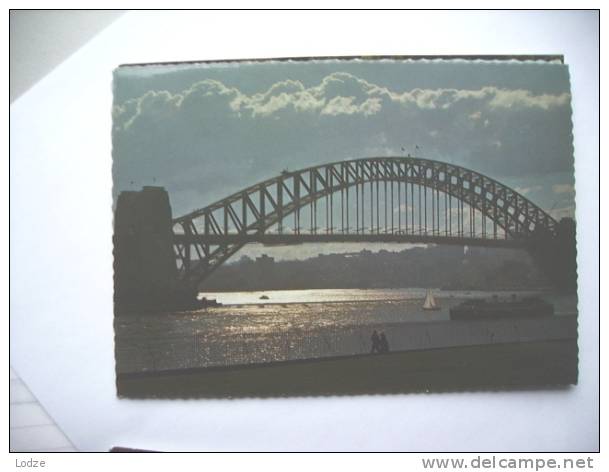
[370, 330, 381, 354]
[379, 332, 390, 353]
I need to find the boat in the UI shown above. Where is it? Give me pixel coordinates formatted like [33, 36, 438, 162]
[422, 289, 441, 311]
[449, 295, 553, 320]
[197, 297, 222, 308]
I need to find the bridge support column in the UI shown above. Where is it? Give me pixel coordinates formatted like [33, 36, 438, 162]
[113, 186, 183, 313]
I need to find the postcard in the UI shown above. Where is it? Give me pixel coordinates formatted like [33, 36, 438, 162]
[112, 57, 577, 398]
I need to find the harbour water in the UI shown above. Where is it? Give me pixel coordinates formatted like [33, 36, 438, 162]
[114, 288, 577, 375]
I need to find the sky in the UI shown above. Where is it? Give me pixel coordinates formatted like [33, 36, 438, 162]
[112, 59, 576, 260]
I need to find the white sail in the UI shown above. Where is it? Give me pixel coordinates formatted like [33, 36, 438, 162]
[423, 289, 439, 310]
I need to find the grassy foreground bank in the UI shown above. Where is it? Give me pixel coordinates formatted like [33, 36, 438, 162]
[117, 339, 577, 398]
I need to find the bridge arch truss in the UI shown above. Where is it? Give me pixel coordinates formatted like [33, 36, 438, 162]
[172, 157, 557, 289]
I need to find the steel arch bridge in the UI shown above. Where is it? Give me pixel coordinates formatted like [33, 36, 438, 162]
[172, 156, 558, 290]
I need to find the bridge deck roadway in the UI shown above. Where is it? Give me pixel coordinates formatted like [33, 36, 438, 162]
[173, 233, 527, 248]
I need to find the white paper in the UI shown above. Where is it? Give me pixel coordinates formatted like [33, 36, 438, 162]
[10, 11, 599, 451]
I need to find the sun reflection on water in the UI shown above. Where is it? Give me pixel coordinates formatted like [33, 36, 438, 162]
[115, 289, 574, 374]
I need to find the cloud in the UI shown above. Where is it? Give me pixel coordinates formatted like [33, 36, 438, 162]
[488, 89, 570, 109]
[552, 183, 575, 194]
[374, 84, 569, 111]
[114, 71, 571, 129]
[515, 185, 543, 196]
[320, 96, 382, 116]
[112, 70, 574, 216]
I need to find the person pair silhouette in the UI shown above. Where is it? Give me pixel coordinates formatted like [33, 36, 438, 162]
[370, 330, 390, 354]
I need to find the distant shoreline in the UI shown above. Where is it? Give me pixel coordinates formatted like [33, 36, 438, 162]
[116, 289, 550, 315]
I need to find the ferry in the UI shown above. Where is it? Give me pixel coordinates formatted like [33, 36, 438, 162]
[449, 295, 553, 320]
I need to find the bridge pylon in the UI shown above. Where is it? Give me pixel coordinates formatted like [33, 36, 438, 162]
[527, 217, 578, 293]
[113, 186, 198, 312]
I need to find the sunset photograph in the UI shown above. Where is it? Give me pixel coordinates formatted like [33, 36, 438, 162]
[112, 57, 578, 397]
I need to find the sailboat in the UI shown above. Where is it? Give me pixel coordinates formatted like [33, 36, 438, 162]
[422, 289, 441, 311]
